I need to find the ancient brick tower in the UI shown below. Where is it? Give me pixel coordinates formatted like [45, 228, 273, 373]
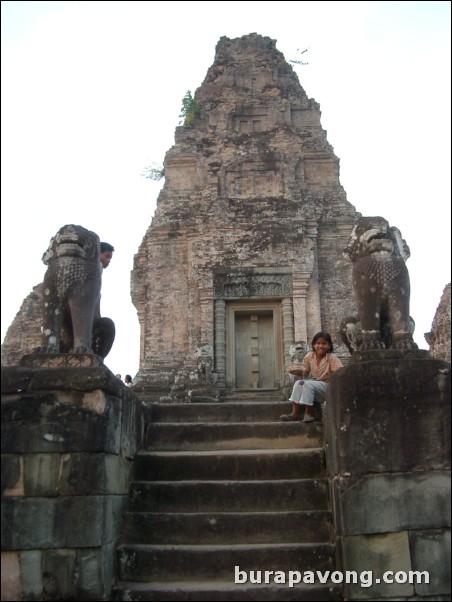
[131, 33, 360, 399]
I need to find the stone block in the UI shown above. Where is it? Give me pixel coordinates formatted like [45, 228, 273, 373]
[1, 392, 122, 454]
[120, 387, 144, 459]
[20, 354, 103, 369]
[1, 366, 33, 394]
[1, 551, 22, 601]
[332, 471, 451, 536]
[27, 366, 124, 396]
[1, 455, 21, 493]
[76, 543, 115, 600]
[1, 364, 124, 397]
[339, 531, 413, 599]
[42, 549, 76, 600]
[326, 358, 451, 476]
[59, 453, 131, 495]
[409, 529, 451, 596]
[23, 454, 60, 497]
[2, 497, 49, 549]
[20, 550, 43, 600]
[2, 495, 126, 549]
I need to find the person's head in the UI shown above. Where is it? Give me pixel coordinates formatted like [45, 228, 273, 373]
[311, 331, 334, 353]
[124, 374, 132, 384]
[115, 373, 122, 380]
[100, 242, 114, 268]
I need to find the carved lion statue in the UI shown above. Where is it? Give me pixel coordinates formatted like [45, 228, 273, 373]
[38, 224, 103, 355]
[196, 344, 214, 383]
[344, 216, 418, 351]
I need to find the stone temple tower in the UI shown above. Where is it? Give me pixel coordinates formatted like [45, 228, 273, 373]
[131, 33, 360, 400]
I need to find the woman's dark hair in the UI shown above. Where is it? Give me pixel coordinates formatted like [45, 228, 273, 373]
[311, 331, 334, 352]
[124, 374, 133, 383]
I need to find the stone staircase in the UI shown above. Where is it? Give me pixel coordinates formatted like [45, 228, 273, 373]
[113, 392, 340, 601]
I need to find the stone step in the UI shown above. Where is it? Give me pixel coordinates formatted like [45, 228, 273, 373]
[114, 390, 334, 600]
[222, 389, 287, 400]
[136, 389, 287, 405]
[128, 479, 329, 513]
[145, 421, 322, 451]
[117, 543, 336, 582]
[120, 510, 332, 545]
[133, 448, 325, 481]
[112, 580, 342, 601]
[145, 401, 297, 423]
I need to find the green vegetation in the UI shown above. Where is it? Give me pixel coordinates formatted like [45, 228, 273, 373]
[179, 90, 200, 126]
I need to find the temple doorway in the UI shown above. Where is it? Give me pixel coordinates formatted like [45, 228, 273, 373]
[226, 301, 283, 389]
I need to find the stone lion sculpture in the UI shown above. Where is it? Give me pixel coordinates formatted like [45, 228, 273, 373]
[343, 216, 418, 351]
[196, 344, 215, 384]
[37, 224, 110, 356]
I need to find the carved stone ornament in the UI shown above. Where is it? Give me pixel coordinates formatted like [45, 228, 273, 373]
[214, 271, 292, 299]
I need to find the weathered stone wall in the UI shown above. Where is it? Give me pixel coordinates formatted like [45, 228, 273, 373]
[425, 283, 451, 363]
[1, 356, 144, 601]
[131, 34, 361, 399]
[1, 284, 43, 367]
[325, 353, 451, 600]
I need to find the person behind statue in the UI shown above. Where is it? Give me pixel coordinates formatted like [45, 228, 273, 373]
[99, 242, 114, 269]
[280, 331, 343, 423]
[124, 374, 133, 387]
[92, 242, 116, 359]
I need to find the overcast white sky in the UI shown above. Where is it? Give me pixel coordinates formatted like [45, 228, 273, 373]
[1, 1, 450, 378]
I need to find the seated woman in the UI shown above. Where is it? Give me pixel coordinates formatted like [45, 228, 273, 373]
[281, 331, 343, 423]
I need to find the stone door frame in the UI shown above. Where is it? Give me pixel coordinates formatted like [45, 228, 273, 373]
[225, 301, 283, 389]
[213, 267, 299, 389]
